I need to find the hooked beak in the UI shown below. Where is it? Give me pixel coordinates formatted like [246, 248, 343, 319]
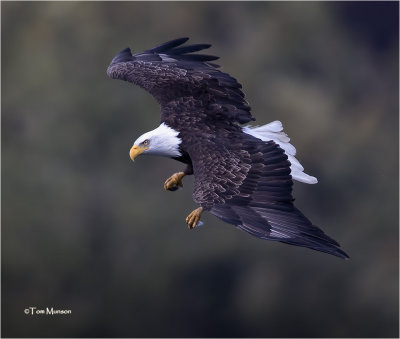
[129, 145, 148, 161]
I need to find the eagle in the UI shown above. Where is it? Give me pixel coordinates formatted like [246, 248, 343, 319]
[107, 37, 348, 259]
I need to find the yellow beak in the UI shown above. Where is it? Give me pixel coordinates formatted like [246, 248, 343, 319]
[129, 145, 148, 161]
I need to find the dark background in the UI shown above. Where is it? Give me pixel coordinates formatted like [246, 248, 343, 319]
[2, 1, 399, 338]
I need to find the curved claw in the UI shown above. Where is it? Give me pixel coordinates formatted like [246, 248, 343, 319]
[164, 172, 185, 191]
[186, 207, 203, 229]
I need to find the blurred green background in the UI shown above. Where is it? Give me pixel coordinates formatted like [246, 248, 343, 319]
[2, 1, 398, 337]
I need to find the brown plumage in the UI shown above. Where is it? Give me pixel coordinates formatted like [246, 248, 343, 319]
[107, 37, 349, 259]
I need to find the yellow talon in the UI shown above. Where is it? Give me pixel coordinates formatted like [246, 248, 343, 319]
[186, 207, 203, 229]
[164, 172, 185, 191]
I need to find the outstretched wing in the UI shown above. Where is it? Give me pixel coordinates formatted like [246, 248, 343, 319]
[107, 37, 254, 125]
[190, 133, 349, 259]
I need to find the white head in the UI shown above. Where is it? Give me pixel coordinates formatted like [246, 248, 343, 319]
[129, 123, 182, 161]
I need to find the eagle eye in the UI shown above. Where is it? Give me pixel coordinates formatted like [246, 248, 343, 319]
[141, 139, 150, 146]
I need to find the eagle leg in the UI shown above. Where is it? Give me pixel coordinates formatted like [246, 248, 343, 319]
[186, 207, 203, 229]
[164, 171, 185, 191]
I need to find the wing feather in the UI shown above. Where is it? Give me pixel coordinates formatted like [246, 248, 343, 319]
[148, 37, 189, 53]
[168, 44, 212, 55]
[107, 37, 254, 125]
[190, 133, 348, 259]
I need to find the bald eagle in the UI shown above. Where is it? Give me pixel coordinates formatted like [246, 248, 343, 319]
[107, 38, 348, 259]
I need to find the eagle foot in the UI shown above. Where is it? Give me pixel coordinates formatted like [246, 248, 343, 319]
[164, 172, 185, 191]
[186, 207, 203, 229]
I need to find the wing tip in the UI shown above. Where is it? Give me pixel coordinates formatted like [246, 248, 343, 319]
[320, 245, 350, 259]
[150, 37, 190, 53]
[109, 47, 133, 66]
[275, 237, 350, 259]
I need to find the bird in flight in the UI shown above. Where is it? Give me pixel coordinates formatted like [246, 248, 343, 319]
[107, 37, 348, 259]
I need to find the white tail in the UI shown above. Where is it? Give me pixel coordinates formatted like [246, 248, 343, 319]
[243, 121, 318, 184]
